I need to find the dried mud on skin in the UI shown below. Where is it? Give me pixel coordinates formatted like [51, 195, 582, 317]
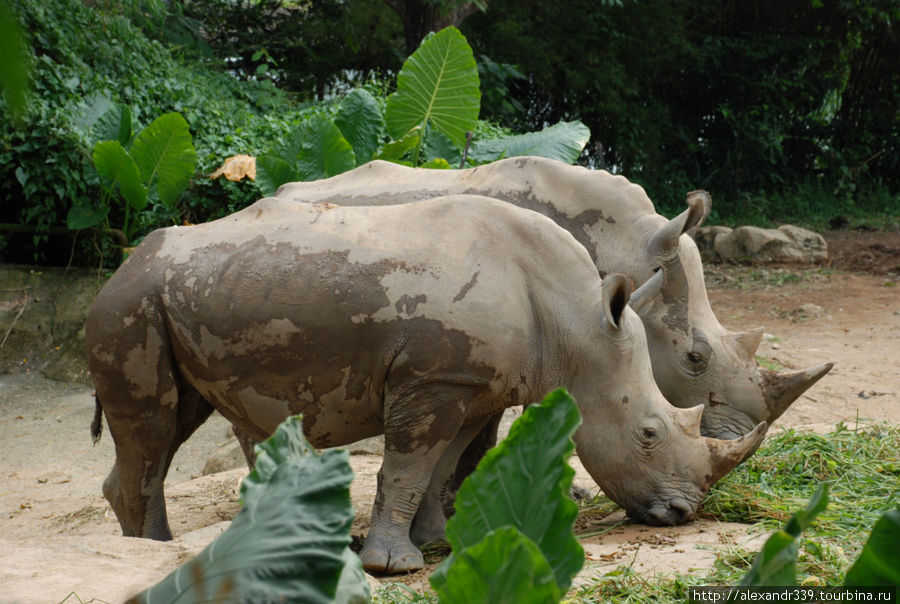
[1, 237, 898, 601]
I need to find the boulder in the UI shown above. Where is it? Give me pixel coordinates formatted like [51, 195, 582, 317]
[693, 225, 828, 264]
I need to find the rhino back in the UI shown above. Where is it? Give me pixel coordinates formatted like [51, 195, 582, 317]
[275, 157, 664, 277]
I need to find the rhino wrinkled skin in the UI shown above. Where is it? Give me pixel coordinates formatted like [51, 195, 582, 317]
[87, 196, 765, 574]
[275, 157, 833, 439]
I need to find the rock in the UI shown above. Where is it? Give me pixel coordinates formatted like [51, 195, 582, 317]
[793, 303, 826, 321]
[345, 436, 384, 456]
[693, 225, 828, 264]
[202, 439, 247, 475]
[692, 226, 733, 263]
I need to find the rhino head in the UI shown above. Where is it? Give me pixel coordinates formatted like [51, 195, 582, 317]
[573, 274, 767, 525]
[630, 226, 833, 440]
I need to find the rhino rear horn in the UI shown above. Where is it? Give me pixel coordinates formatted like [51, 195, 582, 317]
[730, 327, 765, 361]
[602, 273, 631, 330]
[763, 362, 834, 422]
[707, 421, 768, 482]
[628, 269, 664, 316]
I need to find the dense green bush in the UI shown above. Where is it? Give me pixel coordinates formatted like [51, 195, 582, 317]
[0, 0, 314, 264]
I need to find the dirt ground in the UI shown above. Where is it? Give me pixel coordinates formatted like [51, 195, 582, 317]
[0, 230, 897, 603]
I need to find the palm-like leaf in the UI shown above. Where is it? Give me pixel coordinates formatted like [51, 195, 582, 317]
[335, 88, 383, 165]
[469, 121, 590, 165]
[129, 112, 197, 208]
[92, 140, 147, 211]
[385, 26, 480, 149]
[132, 416, 367, 604]
[431, 389, 584, 594]
[295, 115, 357, 181]
[435, 527, 560, 604]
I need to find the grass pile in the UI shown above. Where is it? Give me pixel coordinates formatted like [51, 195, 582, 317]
[370, 421, 898, 602]
[573, 421, 898, 601]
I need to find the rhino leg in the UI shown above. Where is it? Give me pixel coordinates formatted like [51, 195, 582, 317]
[99, 381, 213, 540]
[410, 414, 496, 546]
[233, 425, 258, 469]
[361, 383, 474, 574]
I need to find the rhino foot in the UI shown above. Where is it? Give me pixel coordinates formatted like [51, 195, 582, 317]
[360, 536, 424, 574]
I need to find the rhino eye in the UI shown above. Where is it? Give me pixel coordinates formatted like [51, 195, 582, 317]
[682, 331, 712, 376]
[636, 417, 666, 449]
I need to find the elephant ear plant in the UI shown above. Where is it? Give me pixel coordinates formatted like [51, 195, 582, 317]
[128, 390, 584, 604]
[256, 26, 590, 196]
[431, 388, 585, 604]
[67, 109, 197, 246]
[129, 416, 369, 604]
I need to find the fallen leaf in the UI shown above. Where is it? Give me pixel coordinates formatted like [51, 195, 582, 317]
[209, 154, 256, 181]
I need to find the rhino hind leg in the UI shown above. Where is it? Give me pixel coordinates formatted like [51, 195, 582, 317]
[410, 414, 496, 546]
[361, 382, 475, 574]
[98, 381, 213, 540]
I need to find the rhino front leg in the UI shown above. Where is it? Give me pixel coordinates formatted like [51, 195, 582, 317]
[410, 414, 496, 546]
[361, 383, 475, 574]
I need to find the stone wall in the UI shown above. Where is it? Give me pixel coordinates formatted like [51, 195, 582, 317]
[0, 265, 105, 384]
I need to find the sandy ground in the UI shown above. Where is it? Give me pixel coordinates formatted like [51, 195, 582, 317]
[0, 261, 897, 603]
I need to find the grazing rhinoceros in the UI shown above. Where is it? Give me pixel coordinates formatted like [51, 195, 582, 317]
[273, 158, 833, 438]
[87, 195, 765, 574]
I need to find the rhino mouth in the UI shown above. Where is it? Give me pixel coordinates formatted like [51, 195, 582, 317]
[699, 405, 760, 440]
[627, 496, 699, 526]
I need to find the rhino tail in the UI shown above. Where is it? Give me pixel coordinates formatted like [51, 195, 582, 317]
[91, 395, 103, 445]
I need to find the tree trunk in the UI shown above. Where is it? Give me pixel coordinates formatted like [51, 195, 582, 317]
[384, 0, 486, 54]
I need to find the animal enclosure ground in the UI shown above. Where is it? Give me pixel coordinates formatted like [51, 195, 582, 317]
[0, 231, 897, 602]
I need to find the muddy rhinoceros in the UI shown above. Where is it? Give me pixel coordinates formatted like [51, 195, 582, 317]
[273, 158, 833, 438]
[86, 195, 764, 574]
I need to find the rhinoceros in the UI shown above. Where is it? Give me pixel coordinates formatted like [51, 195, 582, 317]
[87, 195, 764, 574]
[273, 158, 833, 438]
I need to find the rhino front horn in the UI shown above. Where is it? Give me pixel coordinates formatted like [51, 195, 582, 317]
[707, 421, 768, 483]
[763, 362, 835, 422]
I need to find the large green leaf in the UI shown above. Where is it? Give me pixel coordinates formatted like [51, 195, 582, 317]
[66, 204, 109, 230]
[129, 112, 197, 209]
[256, 126, 305, 196]
[375, 126, 422, 163]
[92, 140, 147, 211]
[295, 115, 357, 182]
[844, 508, 900, 587]
[435, 527, 560, 604]
[335, 88, 383, 165]
[94, 103, 133, 147]
[740, 483, 829, 586]
[132, 416, 367, 604]
[0, 3, 29, 121]
[469, 121, 590, 165]
[385, 26, 480, 149]
[431, 389, 584, 593]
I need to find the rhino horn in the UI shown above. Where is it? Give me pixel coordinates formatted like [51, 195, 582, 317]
[628, 269, 664, 315]
[706, 421, 768, 482]
[763, 362, 835, 422]
[602, 273, 631, 330]
[673, 404, 704, 436]
[730, 327, 765, 361]
[649, 190, 711, 262]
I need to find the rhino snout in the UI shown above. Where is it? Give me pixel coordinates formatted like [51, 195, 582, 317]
[632, 497, 697, 526]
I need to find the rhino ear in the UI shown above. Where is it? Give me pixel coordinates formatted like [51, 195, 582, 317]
[628, 269, 664, 317]
[684, 190, 712, 235]
[648, 190, 711, 262]
[602, 273, 631, 330]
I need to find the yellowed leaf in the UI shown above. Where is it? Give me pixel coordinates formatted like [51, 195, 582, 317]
[209, 154, 257, 181]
